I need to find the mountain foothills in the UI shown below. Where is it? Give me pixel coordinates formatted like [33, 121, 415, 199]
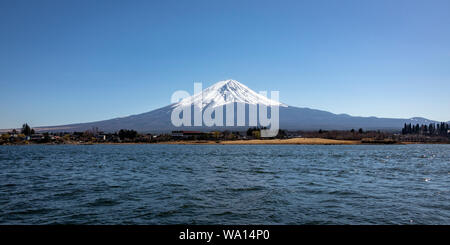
[29, 79, 439, 133]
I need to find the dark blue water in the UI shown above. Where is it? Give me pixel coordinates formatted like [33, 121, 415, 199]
[0, 144, 448, 224]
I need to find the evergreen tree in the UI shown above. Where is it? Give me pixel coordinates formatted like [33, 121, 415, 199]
[429, 123, 435, 135]
[21, 123, 32, 136]
[118, 129, 138, 140]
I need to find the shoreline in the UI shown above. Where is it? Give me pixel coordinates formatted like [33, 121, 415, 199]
[2, 138, 450, 146]
[161, 138, 361, 145]
[0, 138, 449, 146]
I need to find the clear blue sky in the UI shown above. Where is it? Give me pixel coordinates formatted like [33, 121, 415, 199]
[1, 0, 449, 128]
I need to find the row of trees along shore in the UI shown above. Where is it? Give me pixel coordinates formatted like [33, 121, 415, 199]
[1, 122, 449, 145]
[402, 123, 449, 136]
[298, 128, 389, 141]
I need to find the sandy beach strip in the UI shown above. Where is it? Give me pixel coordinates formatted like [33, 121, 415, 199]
[160, 138, 361, 145]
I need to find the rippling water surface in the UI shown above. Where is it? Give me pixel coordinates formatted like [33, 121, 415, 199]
[0, 144, 449, 224]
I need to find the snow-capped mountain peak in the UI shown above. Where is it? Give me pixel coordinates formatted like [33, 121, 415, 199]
[31, 79, 441, 132]
[175, 79, 286, 108]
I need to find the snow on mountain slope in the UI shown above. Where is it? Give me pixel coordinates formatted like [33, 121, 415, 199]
[174, 79, 287, 108]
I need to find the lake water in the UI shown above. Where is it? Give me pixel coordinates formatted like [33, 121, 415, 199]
[0, 144, 449, 224]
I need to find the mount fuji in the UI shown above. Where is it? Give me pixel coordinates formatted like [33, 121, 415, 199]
[35, 79, 437, 133]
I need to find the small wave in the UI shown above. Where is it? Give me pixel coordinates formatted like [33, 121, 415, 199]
[6, 208, 53, 216]
[54, 189, 84, 198]
[252, 170, 277, 174]
[86, 198, 120, 207]
[212, 211, 234, 216]
[156, 209, 178, 217]
[229, 186, 264, 192]
[327, 190, 359, 196]
[2, 183, 16, 187]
